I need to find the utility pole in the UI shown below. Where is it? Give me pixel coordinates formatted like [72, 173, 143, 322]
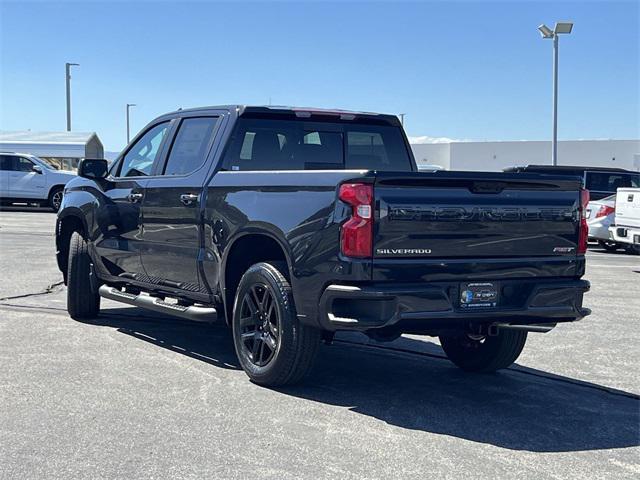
[65, 62, 79, 131]
[126, 103, 136, 144]
[538, 22, 573, 166]
[552, 33, 559, 166]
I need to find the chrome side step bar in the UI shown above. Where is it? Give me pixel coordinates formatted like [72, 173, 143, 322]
[99, 285, 217, 323]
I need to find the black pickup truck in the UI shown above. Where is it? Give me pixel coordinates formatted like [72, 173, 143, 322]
[56, 105, 590, 386]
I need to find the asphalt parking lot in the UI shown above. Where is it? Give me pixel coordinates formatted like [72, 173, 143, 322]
[1, 209, 639, 479]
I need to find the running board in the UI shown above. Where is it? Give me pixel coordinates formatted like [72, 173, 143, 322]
[99, 285, 217, 323]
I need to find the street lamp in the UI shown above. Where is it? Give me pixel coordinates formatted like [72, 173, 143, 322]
[65, 62, 79, 131]
[399, 113, 406, 126]
[126, 103, 136, 144]
[538, 21, 573, 166]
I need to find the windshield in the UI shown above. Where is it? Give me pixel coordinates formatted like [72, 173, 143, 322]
[30, 156, 58, 170]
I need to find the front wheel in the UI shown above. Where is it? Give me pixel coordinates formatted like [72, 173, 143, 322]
[67, 231, 100, 320]
[232, 262, 320, 386]
[49, 187, 64, 212]
[439, 329, 527, 372]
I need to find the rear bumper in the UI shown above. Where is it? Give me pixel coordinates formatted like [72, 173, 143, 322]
[587, 221, 612, 242]
[609, 226, 640, 245]
[318, 278, 590, 332]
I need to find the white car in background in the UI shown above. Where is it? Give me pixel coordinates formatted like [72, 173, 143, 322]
[0, 152, 76, 211]
[417, 164, 445, 171]
[609, 187, 640, 254]
[586, 194, 620, 252]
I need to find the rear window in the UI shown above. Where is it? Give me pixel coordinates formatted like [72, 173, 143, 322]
[585, 172, 640, 192]
[222, 118, 411, 171]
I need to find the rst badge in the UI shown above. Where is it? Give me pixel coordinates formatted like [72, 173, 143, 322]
[553, 247, 575, 253]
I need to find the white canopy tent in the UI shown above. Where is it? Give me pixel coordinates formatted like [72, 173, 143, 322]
[0, 131, 104, 170]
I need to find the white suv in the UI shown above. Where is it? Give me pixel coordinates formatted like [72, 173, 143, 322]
[0, 152, 77, 211]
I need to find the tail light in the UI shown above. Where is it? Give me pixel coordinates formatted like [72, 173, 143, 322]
[595, 205, 614, 218]
[339, 183, 373, 258]
[578, 188, 590, 254]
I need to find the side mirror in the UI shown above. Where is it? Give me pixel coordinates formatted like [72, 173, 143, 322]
[78, 158, 109, 179]
[32, 165, 43, 174]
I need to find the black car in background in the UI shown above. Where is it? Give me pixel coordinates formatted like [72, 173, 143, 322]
[504, 165, 640, 200]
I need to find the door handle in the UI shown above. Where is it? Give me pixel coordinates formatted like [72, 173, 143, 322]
[180, 193, 199, 206]
[127, 192, 143, 203]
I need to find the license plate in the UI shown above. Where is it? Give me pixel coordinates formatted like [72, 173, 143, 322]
[459, 282, 499, 309]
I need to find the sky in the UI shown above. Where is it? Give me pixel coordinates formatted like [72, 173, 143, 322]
[0, 0, 638, 152]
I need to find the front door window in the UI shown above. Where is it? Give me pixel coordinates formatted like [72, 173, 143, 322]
[118, 122, 170, 177]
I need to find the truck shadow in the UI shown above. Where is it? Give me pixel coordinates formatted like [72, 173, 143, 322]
[94, 306, 640, 453]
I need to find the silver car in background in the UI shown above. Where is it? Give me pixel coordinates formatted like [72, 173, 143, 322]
[586, 194, 619, 251]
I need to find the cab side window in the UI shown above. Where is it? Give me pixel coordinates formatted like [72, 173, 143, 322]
[118, 122, 170, 177]
[0, 155, 13, 171]
[163, 117, 218, 176]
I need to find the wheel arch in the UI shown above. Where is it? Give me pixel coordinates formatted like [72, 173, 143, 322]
[48, 183, 66, 197]
[56, 211, 89, 283]
[220, 229, 293, 325]
[46, 184, 67, 211]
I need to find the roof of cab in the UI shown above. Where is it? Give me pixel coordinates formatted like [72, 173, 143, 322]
[162, 105, 401, 125]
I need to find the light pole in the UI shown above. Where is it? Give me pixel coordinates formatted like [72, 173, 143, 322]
[126, 103, 136, 144]
[65, 62, 79, 131]
[399, 113, 406, 127]
[538, 22, 573, 166]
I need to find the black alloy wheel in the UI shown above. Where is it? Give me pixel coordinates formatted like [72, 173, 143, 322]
[232, 262, 321, 386]
[238, 283, 281, 367]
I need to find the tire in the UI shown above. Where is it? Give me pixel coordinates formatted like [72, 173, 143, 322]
[626, 244, 640, 255]
[49, 186, 64, 212]
[67, 231, 100, 320]
[232, 261, 320, 386]
[598, 240, 619, 252]
[439, 329, 527, 373]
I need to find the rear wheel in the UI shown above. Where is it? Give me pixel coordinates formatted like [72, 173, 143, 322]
[598, 240, 620, 252]
[67, 231, 100, 320]
[232, 261, 320, 386]
[49, 187, 64, 212]
[439, 329, 527, 372]
[626, 244, 640, 255]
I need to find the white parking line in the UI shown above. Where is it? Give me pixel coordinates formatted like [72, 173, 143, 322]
[588, 264, 638, 267]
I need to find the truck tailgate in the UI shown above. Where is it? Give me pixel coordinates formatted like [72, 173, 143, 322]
[374, 172, 582, 261]
[614, 188, 640, 228]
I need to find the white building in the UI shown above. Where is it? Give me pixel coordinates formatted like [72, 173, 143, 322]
[0, 131, 104, 171]
[410, 138, 640, 172]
